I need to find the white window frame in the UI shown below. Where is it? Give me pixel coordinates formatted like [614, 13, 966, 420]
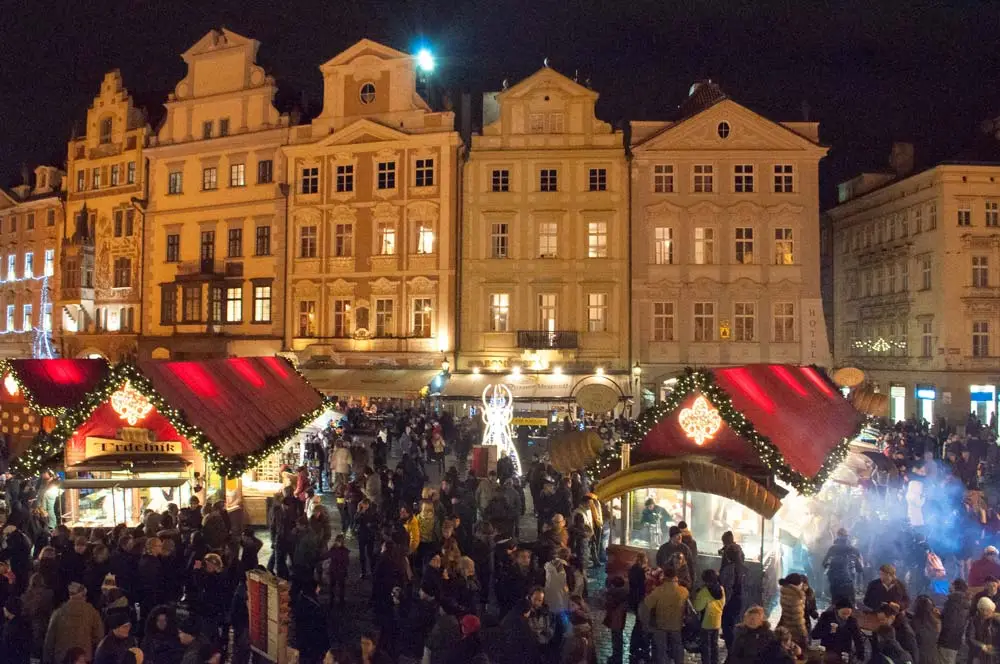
[252, 285, 272, 323]
[489, 293, 510, 332]
[537, 293, 557, 331]
[587, 222, 608, 258]
[958, 205, 972, 227]
[44, 249, 54, 277]
[301, 167, 319, 194]
[538, 222, 558, 258]
[735, 227, 754, 264]
[491, 169, 510, 192]
[774, 227, 794, 265]
[539, 169, 558, 192]
[299, 225, 317, 258]
[973, 256, 989, 288]
[587, 293, 608, 332]
[377, 161, 396, 190]
[377, 222, 396, 255]
[653, 164, 674, 193]
[331, 299, 351, 338]
[374, 298, 394, 337]
[733, 164, 754, 193]
[588, 168, 608, 192]
[694, 227, 715, 265]
[652, 302, 674, 342]
[22, 304, 31, 332]
[490, 222, 509, 259]
[411, 298, 433, 338]
[973, 321, 990, 357]
[23, 252, 33, 279]
[336, 164, 354, 193]
[920, 255, 932, 290]
[921, 321, 933, 357]
[230, 163, 246, 187]
[987, 200, 1000, 228]
[772, 302, 796, 343]
[333, 223, 354, 258]
[733, 302, 756, 342]
[693, 302, 715, 341]
[415, 158, 435, 187]
[654, 227, 673, 265]
[416, 225, 435, 254]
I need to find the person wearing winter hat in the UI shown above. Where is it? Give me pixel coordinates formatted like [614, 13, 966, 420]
[968, 596, 999, 663]
[1, 595, 31, 664]
[178, 615, 209, 664]
[655, 525, 695, 588]
[449, 614, 489, 664]
[93, 609, 135, 664]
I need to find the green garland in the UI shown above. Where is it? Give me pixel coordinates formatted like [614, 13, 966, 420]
[11, 360, 333, 479]
[589, 367, 858, 496]
[0, 358, 112, 418]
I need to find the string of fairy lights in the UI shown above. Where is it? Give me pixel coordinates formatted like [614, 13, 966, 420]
[588, 367, 858, 496]
[10, 360, 333, 479]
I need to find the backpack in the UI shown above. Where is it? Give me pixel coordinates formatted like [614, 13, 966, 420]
[925, 551, 946, 579]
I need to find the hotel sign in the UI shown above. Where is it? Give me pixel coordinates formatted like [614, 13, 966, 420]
[85, 437, 183, 459]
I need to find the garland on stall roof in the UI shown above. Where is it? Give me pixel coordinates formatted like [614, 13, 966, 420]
[588, 367, 860, 496]
[11, 361, 334, 479]
[0, 358, 104, 418]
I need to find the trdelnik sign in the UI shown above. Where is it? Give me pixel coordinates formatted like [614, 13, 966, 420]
[84, 437, 183, 459]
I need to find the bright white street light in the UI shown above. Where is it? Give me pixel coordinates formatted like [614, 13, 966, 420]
[416, 49, 435, 73]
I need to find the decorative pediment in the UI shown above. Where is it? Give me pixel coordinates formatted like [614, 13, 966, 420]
[182, 28, 254, 59]
[649, 281, 683, 299]
[318, 119, 411, 147]
[644, 200, 682, 223]
[294, 208, 322, 226]
[770, 279, 802, 297]
[635, 99, 825, 153]
[729, 278, 764, 298]
[327, 279, 355, 296]
[687, 277, 721, 298]
[689, 201, 724, 215]
[320, 39, 411, 71]
[328, 205, 357, 224]
[408, 201, 438, 223]
[370, 277, 399, 294]
[294, 280, 320, 298]
[408, 276, 436, 294]
[372, 202, 400, 222]
[500, 67, 598, 101]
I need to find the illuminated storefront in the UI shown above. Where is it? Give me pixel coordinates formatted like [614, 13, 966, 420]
[915, 385, 936, 423]
[890, 385, 906, 423]
[970, 384, 998, 432]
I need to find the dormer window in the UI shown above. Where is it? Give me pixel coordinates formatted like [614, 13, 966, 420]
[99, 117, 113, 144]
[360, 83, 376, 105]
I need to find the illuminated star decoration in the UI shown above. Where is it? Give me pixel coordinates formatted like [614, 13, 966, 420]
[678, 394, 722, 445]
[481, 383, 521, 474]
[110, 380, 153, 426]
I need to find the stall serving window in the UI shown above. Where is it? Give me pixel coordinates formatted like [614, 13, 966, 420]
[64, 476, 192, 527]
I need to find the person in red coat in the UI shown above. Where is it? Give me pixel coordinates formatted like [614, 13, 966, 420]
[969, 546, 1000, 587]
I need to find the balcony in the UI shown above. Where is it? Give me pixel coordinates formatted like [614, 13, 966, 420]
[176, 259, 224, 277]
[962, 285, 1000, 301]
[517, 330, 579, 350]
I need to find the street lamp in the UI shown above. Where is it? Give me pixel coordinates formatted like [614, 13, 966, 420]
[416, 48, 435, 73]
[595, 366, 605, 376]
[441, 358, 450, 373]
[632, 362, 642, 378]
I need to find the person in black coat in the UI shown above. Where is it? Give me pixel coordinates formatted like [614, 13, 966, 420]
[140, 605, 182, 664]
[137, 538, 164, 627]
[398, 581, 440, 661]
[938, 579, 971, 660]
[864, 564, 911, 612]
[811, 598, 865, 660]
[292, 583, 327, 664]
[0, 520, 32, 596]
[1, 597, 32, 664]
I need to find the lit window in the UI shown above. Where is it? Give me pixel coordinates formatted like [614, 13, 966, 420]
[202, 167, 217, 191]
[958, 205, 972, 227]
[334, 224, 353, 257]
[735, 227, 754, 264]
[332, 299, 350, 337]
[653, 164, 674, 193]
[127, 161, 136, 185]
[415, 159, 435, 187]
[652, 302, 674, 341]
[230, 163, 246, 187]
[43, 303, 51, 331]
[374, 299, 394, 337]
[973, 256, 990, 288]
[23, 252, 32, 279]
[4, 305, 12, 331]
[412, 298, 432, 337]
[168, 171, 183, 194]
[22, 304, 31, 332]
[734, 302, 756, 342]
[77, 171, 85, 192]
[538, 222, 558, 258]
[537, 294, 557, 331]
[44, 249, 54, 277]
[693, 302, 715, 341]
[587, 222, 608, 258]
[490, 222, 509, 258]
[694, 227, 715, 264]
[110, 165, 120, 186]
[921, 255, 932, 290]
[377, 162, 396, 190]
[417, 226, 435, 254]
[587, 293, 608, 332]
[92, 169, 101, 189]
[654, 227, 673, 265]
[336, 165, 354, 193]
[6, 255, 14, 281]
[773, 164, 794, 192]
[253, 285, 272, 323]
[774, 228, 794, 264]
[987, 201, 999, 227]
[300, 226, 317, 258]
[226, 287, 242, 323]
[491, 169, 510, 192]
[301, 167, 319, 194]
[773, 302, 796, 342]
[733, 164, 754, 193]
[693, 164, 713, 193]
[298, 300, 317, 337]
[377, 222, 396, 255]
[973, 321, 991, 357]
[588, 168, 607, 192]
[489, 293, 510, 332]
[360, 83, 376, 104]
[539, 169, 558, 192]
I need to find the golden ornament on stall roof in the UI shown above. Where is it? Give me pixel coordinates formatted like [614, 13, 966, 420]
[831, 367, 866, 388]
[549, 430, 605, 474]
[679, 395, 722, 445]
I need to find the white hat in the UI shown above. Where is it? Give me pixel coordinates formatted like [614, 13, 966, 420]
[978, 597, 996, 612]
[986, 546, 999, 555]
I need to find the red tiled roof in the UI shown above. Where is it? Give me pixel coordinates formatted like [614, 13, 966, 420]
[137, 357, 325, 458]
[6, 359, 110, 409]
[633, 364, 862, 481]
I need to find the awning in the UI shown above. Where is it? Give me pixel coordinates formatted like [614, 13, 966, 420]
[439, 373, 577, 401]
[302, 369, 440, 398]
[61, 477, 190, 490]
[3, 359, 110, 409]
[69, 454, 192, 473]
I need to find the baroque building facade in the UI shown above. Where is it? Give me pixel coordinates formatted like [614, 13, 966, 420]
[631, 83, 830, 405]
[454, 67, 630, 409]
[59, 70, 150, 361]
[283, 39, 461, 395]
[0, 167, 62, 358]
[141, 29, 291, 360]
[828, 139, 1000, 432]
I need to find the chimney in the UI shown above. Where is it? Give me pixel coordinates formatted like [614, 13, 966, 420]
[889, 142, 914, 177]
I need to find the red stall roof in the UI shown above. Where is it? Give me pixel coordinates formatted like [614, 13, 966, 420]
[632, 364, 862, 488]
[137, 357, 325, 458]
[4, 359, 111, 409]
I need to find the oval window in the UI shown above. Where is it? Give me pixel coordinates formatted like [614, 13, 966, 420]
[717, 121, 731, 139]
[360, 82, 376, 105]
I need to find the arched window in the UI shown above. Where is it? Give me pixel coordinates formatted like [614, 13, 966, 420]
[99, 117, 113, 144]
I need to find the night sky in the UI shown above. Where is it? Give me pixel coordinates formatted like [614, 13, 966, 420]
[1, 0, 997, 206]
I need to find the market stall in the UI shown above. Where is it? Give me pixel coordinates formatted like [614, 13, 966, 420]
[12, 357, 329, 527]
[591, 364, 863, 603]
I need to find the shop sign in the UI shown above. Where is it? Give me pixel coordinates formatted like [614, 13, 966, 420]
[85, 436, 182, 459]
[512, 416, 548, 427]
[890, 386, 906, 398]
[915, 387, 936, 400]
[575, 384, 619, 414]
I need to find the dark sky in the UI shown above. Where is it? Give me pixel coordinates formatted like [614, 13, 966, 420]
[1, 0, 997, 206]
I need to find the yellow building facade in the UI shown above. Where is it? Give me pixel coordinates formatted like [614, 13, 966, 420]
[454, 67, 630, 411]
[829, 154, 1000, 431]
[283, 39, 461, 396]
[60, 70, 149, 361]
[0, 167, 62, 358]
[630, 84, 830, 405]
[142, 29, 291, 360]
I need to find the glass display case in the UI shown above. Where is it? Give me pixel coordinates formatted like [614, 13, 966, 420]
[63, 474, 192, 527]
